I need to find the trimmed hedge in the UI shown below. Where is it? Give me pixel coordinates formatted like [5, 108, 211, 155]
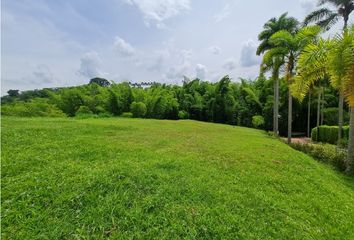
[311, 125, 349, 144]
[289, 142, 347, 172]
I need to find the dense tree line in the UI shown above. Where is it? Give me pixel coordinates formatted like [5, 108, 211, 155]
[1, 75, 347, 136]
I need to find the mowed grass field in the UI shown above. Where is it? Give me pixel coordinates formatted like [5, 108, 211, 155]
[2, 117, 354, 239]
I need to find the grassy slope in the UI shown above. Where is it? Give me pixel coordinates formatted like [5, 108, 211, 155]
[2, 117, 354, 239]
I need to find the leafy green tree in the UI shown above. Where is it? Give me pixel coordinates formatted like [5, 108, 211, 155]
[7, 89, 19, 97]
[59, 88, 84, 116]
[89, 77, 111, 87]
[107, 90, 123, 116]
[130, 102, 147, 118]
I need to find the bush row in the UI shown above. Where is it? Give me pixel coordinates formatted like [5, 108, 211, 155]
[311, 125, 349, 145]
[1, 99, 66, 117]
[289, 142, 347, 172]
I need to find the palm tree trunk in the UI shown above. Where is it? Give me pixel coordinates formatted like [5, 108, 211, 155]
[338, 91, 344, 146]
[307, 91, 311, 137]
[320, 87, 324, 125]
[316, 91, 321, 141]
[346, 106, 354, 173]
[273, 70, 279, 135]
[273, 80, 276, 134]
[287, 90, 292, 144]
[343, 15, 348, 31]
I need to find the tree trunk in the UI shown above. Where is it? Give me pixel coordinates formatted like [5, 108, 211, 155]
[287, 90, 292, 144]
[307, 91, 311, 137]
[316, 91, 321, 141]
[343, 15, 348, 31]
[346, 106, 354, 173]
[338, 91, 344, 146]
[273, 78, 276, 135]
[320, 87, 324, 125]
[273, 70, 279, 135]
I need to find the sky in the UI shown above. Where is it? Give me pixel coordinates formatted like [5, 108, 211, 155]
[1, 0, 353, 95]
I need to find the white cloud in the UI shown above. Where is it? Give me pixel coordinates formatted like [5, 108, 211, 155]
[148, 49, 170, 71]
[164, 49, 193, 81]
[240, 39, 261, 67]
[195, 64, 207, 79]
[179, 49, 192, 64]
[114, 36, 135, 57]
[300, 0, 315, 13]
[122, 0, 191, 28]
[78, 51, 104, 79]
[214, 3, 233, 23]
[209, 46, 221, 55]
[32, 65, 55, 84]
[223, 58, 237, 70]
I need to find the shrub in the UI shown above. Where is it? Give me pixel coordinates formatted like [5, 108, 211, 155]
[98, 112, 113, 118]
[121, 112, 133, 118]
[178, 110, 189, 119]
[1, 99, 66, 117]
[75, 112, 113, 119]
[311, 125, 349, 145]
[252, 115, 264, 129]
[94, 106, 106, 114]
[130, 102, 147, 118]
[75, 113, 97, 119]
[322, 108, 350, 126]
[289, 142, 347, 172]
[76, 106, 93, 115]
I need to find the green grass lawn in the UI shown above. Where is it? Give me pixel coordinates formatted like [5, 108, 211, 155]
[2, 117, 354, 239]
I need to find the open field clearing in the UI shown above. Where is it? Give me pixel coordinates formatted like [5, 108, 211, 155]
[1, 117, 354, 239]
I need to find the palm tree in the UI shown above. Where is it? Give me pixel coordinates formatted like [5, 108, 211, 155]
[292, 26, 354, 171]
[292, 39, 332, 144]
[304, 0, 354, 30]
[328, 28, 354, 169]
[257, 13, 299, 135]
[305, 0, 353, 143]
[267, 26, 322, 143]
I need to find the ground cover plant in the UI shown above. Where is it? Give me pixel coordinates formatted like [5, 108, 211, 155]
[2, 117, 354, 239]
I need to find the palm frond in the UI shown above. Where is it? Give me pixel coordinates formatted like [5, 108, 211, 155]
[269, 30, 295, 49]
[303, 8, 335, 26]
[317, 13, 339, 30]
[291, 38, 330, 101]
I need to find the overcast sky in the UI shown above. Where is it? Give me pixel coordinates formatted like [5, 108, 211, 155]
[2, 0, 353, 94]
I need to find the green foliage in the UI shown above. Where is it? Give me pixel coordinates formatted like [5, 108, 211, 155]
[311, 125, 350, 144]
[74, 113, 97, 119]
[2, 117, 354, 239]
[178, 110, 189, 119]
[107, 90, 123, 116]
[1, 99, 65, 117]
[59, 88, 84, 117]
[0, 74, 342, 135]
[121, 112, 133, 118]
[289, 142, 347, 172]
[89, 77, 110, 87]
[322, 107, 349, 125]
[303, 0, 353, 30]
[252, 115, 265, 128]
[76, 105, 93, 115]
[130, 102, 147, 118]
[7, 89, 19, 97]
